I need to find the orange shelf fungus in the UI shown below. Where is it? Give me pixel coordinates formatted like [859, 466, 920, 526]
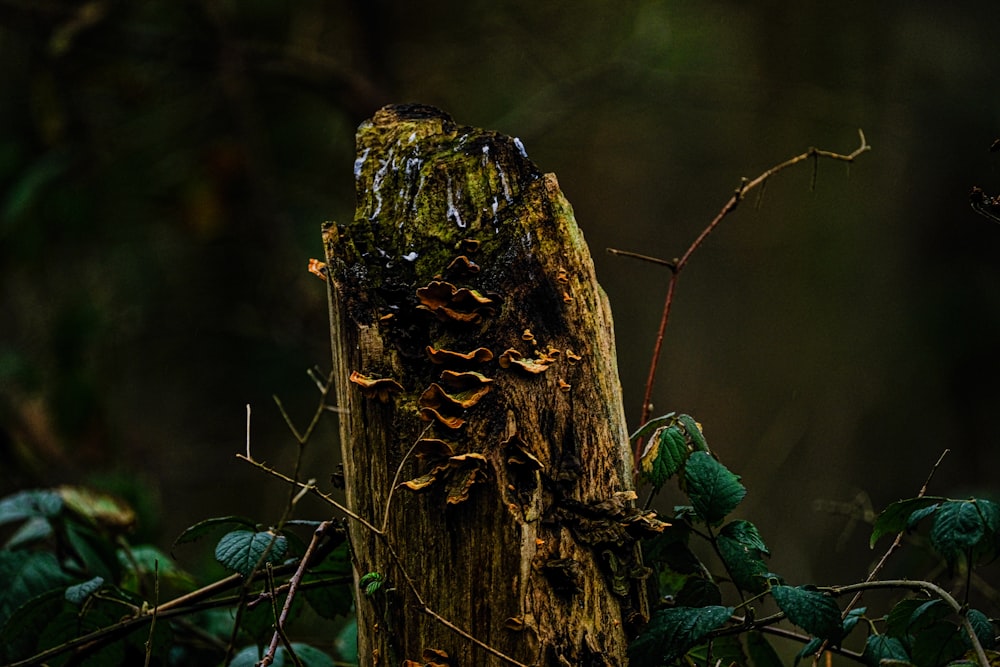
[459, 238, 481, 253]
[565, 349, 583, 363]
[416, 280, 498, 323]
[499, 348, 550, 374]
[307, 258, 328, 281]
[446, 255, 480, 276]
[401, 451, 488, 505]
[348, 371, 404, 402]
[425, 346, 494, 365]
[558, 378, 571, 392]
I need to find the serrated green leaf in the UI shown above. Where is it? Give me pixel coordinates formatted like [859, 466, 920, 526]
[173, 515, 258, 548]
[795, 637, 825, 665]
[640, 424, 689, 489]
[771, 585, 842, 640]
[869, 497, 945, 548]
[885, 598, 926, 638]
[629, 412, 677, 445]
[967, 609, 996, 650]
[910, 620, 965, 667]
[65, 576, 104, 605]
[214, 530, 288, 577]
[720, 519, 770, 555]
[0, 589, 71, 662]
[684, 451, 746, 525]
[930, 501, 987, 569]
[676, 414, 709, 452]
[747, 631, 783, 667]
[0, 550, 72, 628]
[862, 635, 910, 667]
[907, 599, 950, 635]
[717, 523, 770, 594]
[841, 607, 867, 640]
[629, 605, 734, 664]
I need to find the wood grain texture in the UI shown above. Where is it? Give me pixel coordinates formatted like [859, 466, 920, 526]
[324, 104, 648, 666]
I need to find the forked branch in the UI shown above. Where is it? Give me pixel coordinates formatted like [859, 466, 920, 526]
[611, 129, 871, 469]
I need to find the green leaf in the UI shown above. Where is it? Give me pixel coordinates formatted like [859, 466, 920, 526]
[118, 544, 195, 592]
[640, 424, 689, 489]
[930, 500, 987, 569]
[771, 585, 842, 640]
[907, 599, 949, 634]
[869, 497, 945, 548]
[4, 517, 54, 549]
[684, 451, 746, 525]
[0, 489, 63, 526]
[747, 631, 784, 667]
[302, 543, 354, 619]
[967, 609, 996, 650]
[64, 519, 119, 580]
[173, 515, 258, 548]
[628, 605, 734, 664]
[0, 550, 72, 628]
[910, 620, 965, 667]
[862, 635, 910, 667]
[65, 576, 104, 605]
[230, 643, 335, 667]
[720, 520, 770, 555]
[629, 412, 677, 445]
[214, 529, 288, 577]
[843, 606, 866, 629]
[0, 589, 72, 662]
[717, 521, 770, 594]
[675, 576, 722, 607]
[885, 598, 926, 638]
[335, 617, 358, 663]
[676, 414, 709, 452]
[686, 634, 744, 666]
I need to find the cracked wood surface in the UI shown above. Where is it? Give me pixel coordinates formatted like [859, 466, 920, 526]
[324, 104, 646, 666]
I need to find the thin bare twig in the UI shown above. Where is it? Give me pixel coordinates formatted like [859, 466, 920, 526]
[382, 424, 433, 533]
[620, 130, 871, 468]
[261, 521, 335, 666]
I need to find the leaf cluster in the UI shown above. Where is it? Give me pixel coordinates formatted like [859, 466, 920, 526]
[0, 489, 354, 666]
[630, 415, 1000, 667]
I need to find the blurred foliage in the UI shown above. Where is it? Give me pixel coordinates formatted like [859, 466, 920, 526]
[0, 0, 999, 595]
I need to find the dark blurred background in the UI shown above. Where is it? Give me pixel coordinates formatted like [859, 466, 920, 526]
[2, 0, 999, 592]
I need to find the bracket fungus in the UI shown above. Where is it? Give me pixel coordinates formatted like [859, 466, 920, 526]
[401, 452, 489, 505]
[445, 255, 480, 276]
[415, 280, 498, 323]
[417, 371, 493, 429]
[425, 345, 494, 365]
[348, 371, 404, 402]
[498, 347, 550, 374]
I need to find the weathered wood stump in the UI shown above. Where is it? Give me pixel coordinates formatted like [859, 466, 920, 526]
[324, 104, 654, 666]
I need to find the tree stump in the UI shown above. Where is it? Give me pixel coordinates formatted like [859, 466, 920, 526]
[323, 104, 654, 666]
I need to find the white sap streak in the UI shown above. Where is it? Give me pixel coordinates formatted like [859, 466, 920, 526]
[513, 137, 528, 158]
[354, 147, 371, 180]
[446, 172, 465, 228]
